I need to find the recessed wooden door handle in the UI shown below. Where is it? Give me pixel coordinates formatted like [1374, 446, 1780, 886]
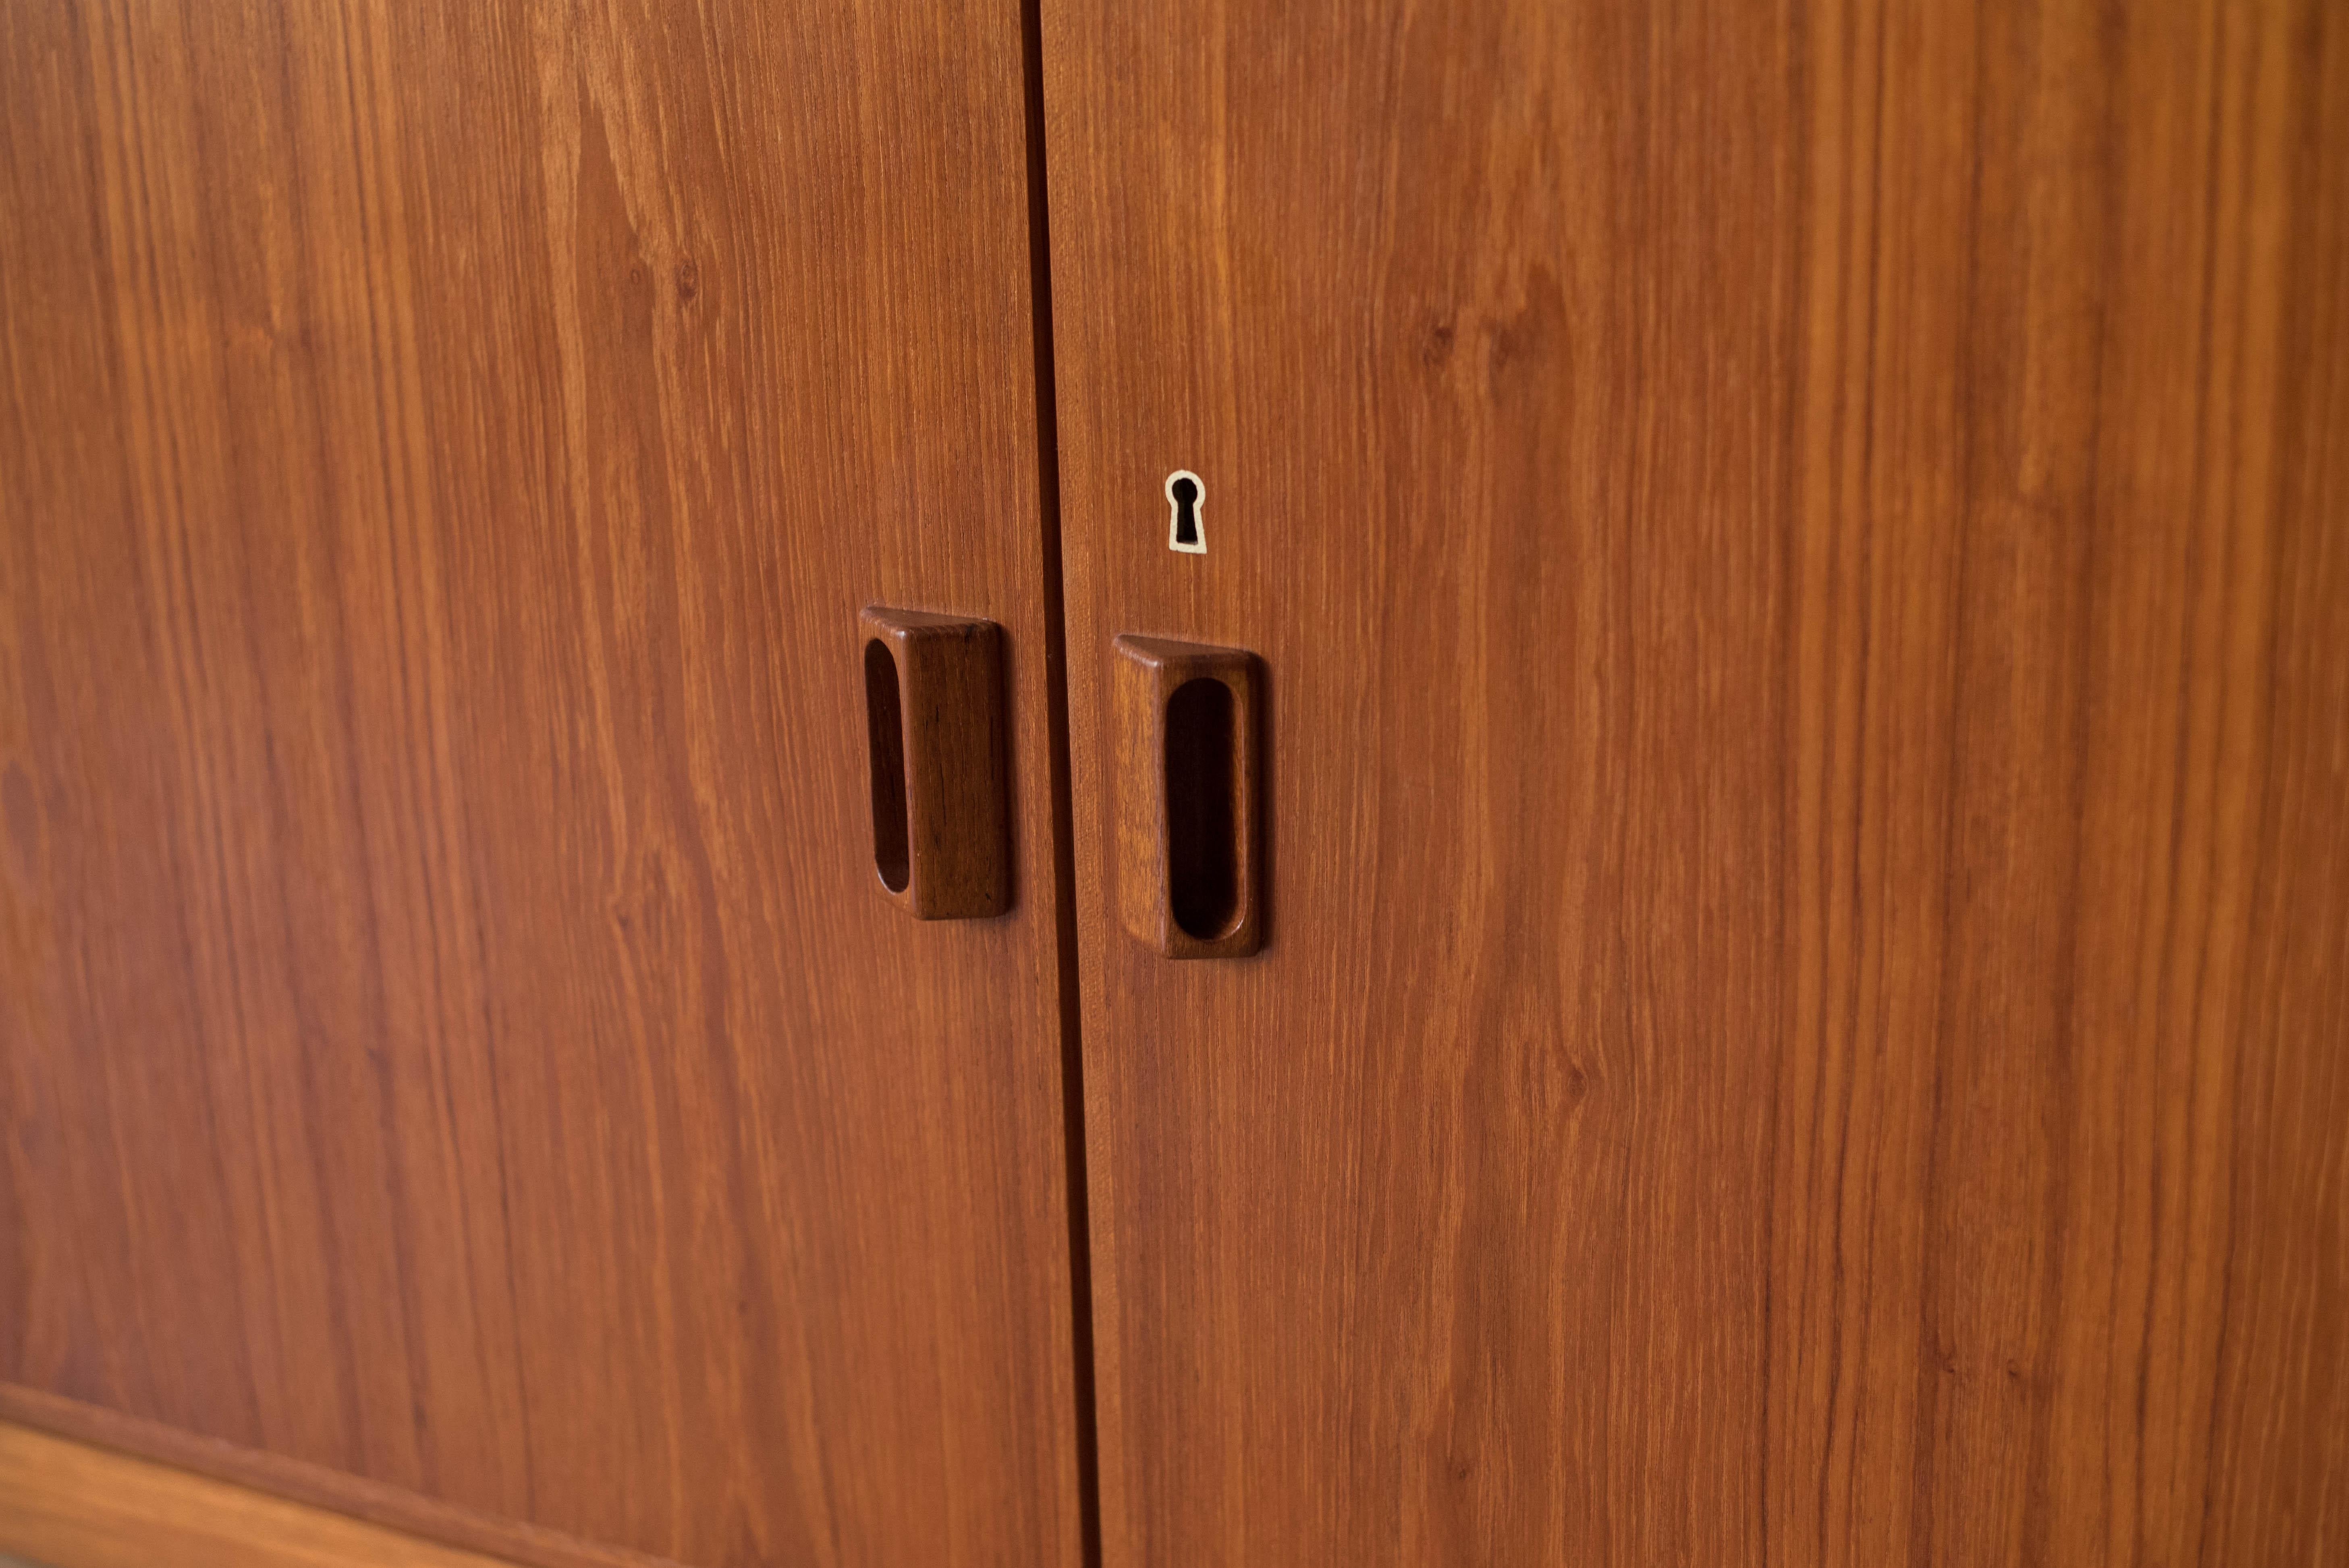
[1113, 634, 1263, 958]
[862, 607, 1011, 919]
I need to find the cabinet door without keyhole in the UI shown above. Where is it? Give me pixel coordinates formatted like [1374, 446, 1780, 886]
[0, 5, 1078, 1566]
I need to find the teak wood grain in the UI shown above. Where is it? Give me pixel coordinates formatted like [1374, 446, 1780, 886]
[860, 608, 1013, 920]
[0, 1417, 525, 1568]
[1110, 636, 1262, 959]
[0, 4, 1079, 1566]
[1042, 0, 2349, 1562]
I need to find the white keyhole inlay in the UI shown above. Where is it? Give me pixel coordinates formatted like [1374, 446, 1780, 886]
[1166, 471, 1206, 555]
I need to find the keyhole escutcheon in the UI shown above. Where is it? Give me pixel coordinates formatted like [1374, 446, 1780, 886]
[1166, 471, 1205, 554]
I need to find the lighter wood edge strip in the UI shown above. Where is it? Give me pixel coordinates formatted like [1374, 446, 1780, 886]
[0, 1388, 678, 1568]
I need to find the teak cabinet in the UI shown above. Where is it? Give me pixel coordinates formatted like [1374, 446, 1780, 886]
[3, 2, 2344, 1567]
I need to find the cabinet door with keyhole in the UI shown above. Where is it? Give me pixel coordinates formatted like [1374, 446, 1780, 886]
[0, 5, 1080, 1566]
[1040, 0, 2349, 1562]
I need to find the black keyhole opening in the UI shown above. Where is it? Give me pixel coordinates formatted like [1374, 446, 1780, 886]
[1171, 475, 1200, 546]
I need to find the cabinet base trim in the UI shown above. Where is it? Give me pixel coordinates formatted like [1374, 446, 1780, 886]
[0, 1389, 671, 1568]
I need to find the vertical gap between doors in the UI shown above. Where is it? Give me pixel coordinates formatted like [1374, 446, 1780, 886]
[1016, 1, 1103, 1562]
